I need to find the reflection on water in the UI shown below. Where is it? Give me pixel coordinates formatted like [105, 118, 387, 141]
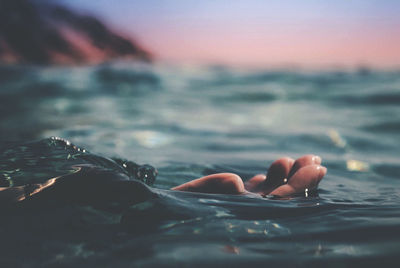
[1, 62, 400, 266]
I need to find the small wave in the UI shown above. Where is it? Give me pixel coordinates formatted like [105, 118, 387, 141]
[215, 92, 277, 103]
[331, 92, 400, 106]
[362, 120, 400, 133]
[373, 164, 400, 179]
[96, 66, 160, 86]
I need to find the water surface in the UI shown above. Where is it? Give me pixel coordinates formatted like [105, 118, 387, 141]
[0, 63, 400, 267]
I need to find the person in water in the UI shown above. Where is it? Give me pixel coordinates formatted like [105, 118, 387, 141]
[0, 154, 326, 207]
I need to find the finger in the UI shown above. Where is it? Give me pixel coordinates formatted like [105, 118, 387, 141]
[269, 165, 326, 197]
[172, 173, 245, 194]
[288, 155, 321, 178]
[245, 157, 294, 192]
[244, 174, 266, 191]
[266, 157, 295, 184]
[288, 164, 326, 191]
[252, 157, 295, 194]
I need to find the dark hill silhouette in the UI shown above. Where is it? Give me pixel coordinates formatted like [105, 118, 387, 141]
[0, 0, 151, 64]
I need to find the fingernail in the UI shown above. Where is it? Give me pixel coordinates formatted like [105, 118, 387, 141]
[313, 155, 322, 164]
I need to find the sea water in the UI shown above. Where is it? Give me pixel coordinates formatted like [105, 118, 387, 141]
[0, 62, 400, 267]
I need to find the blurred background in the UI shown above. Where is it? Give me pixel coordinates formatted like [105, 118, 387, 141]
[0, 0, 399, 165]
[2, 0, 400, 67]
[60, 0, 400, 68]
[0, 0, 399, 168]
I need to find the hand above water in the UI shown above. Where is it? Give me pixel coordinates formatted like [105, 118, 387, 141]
[172, 155, 327, 197]
[245, 155, 327, 197]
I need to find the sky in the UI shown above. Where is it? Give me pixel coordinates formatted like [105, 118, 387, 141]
[61, 0, 400, 68]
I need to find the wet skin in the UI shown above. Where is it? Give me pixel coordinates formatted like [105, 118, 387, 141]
[172, 155, 327, 197]
[0, 155, 326, 207]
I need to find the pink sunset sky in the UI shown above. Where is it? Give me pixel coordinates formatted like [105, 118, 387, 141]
[63, 0, 400, 68]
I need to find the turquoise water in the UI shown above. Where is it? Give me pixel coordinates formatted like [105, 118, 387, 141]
[1, 63, 400, 267]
